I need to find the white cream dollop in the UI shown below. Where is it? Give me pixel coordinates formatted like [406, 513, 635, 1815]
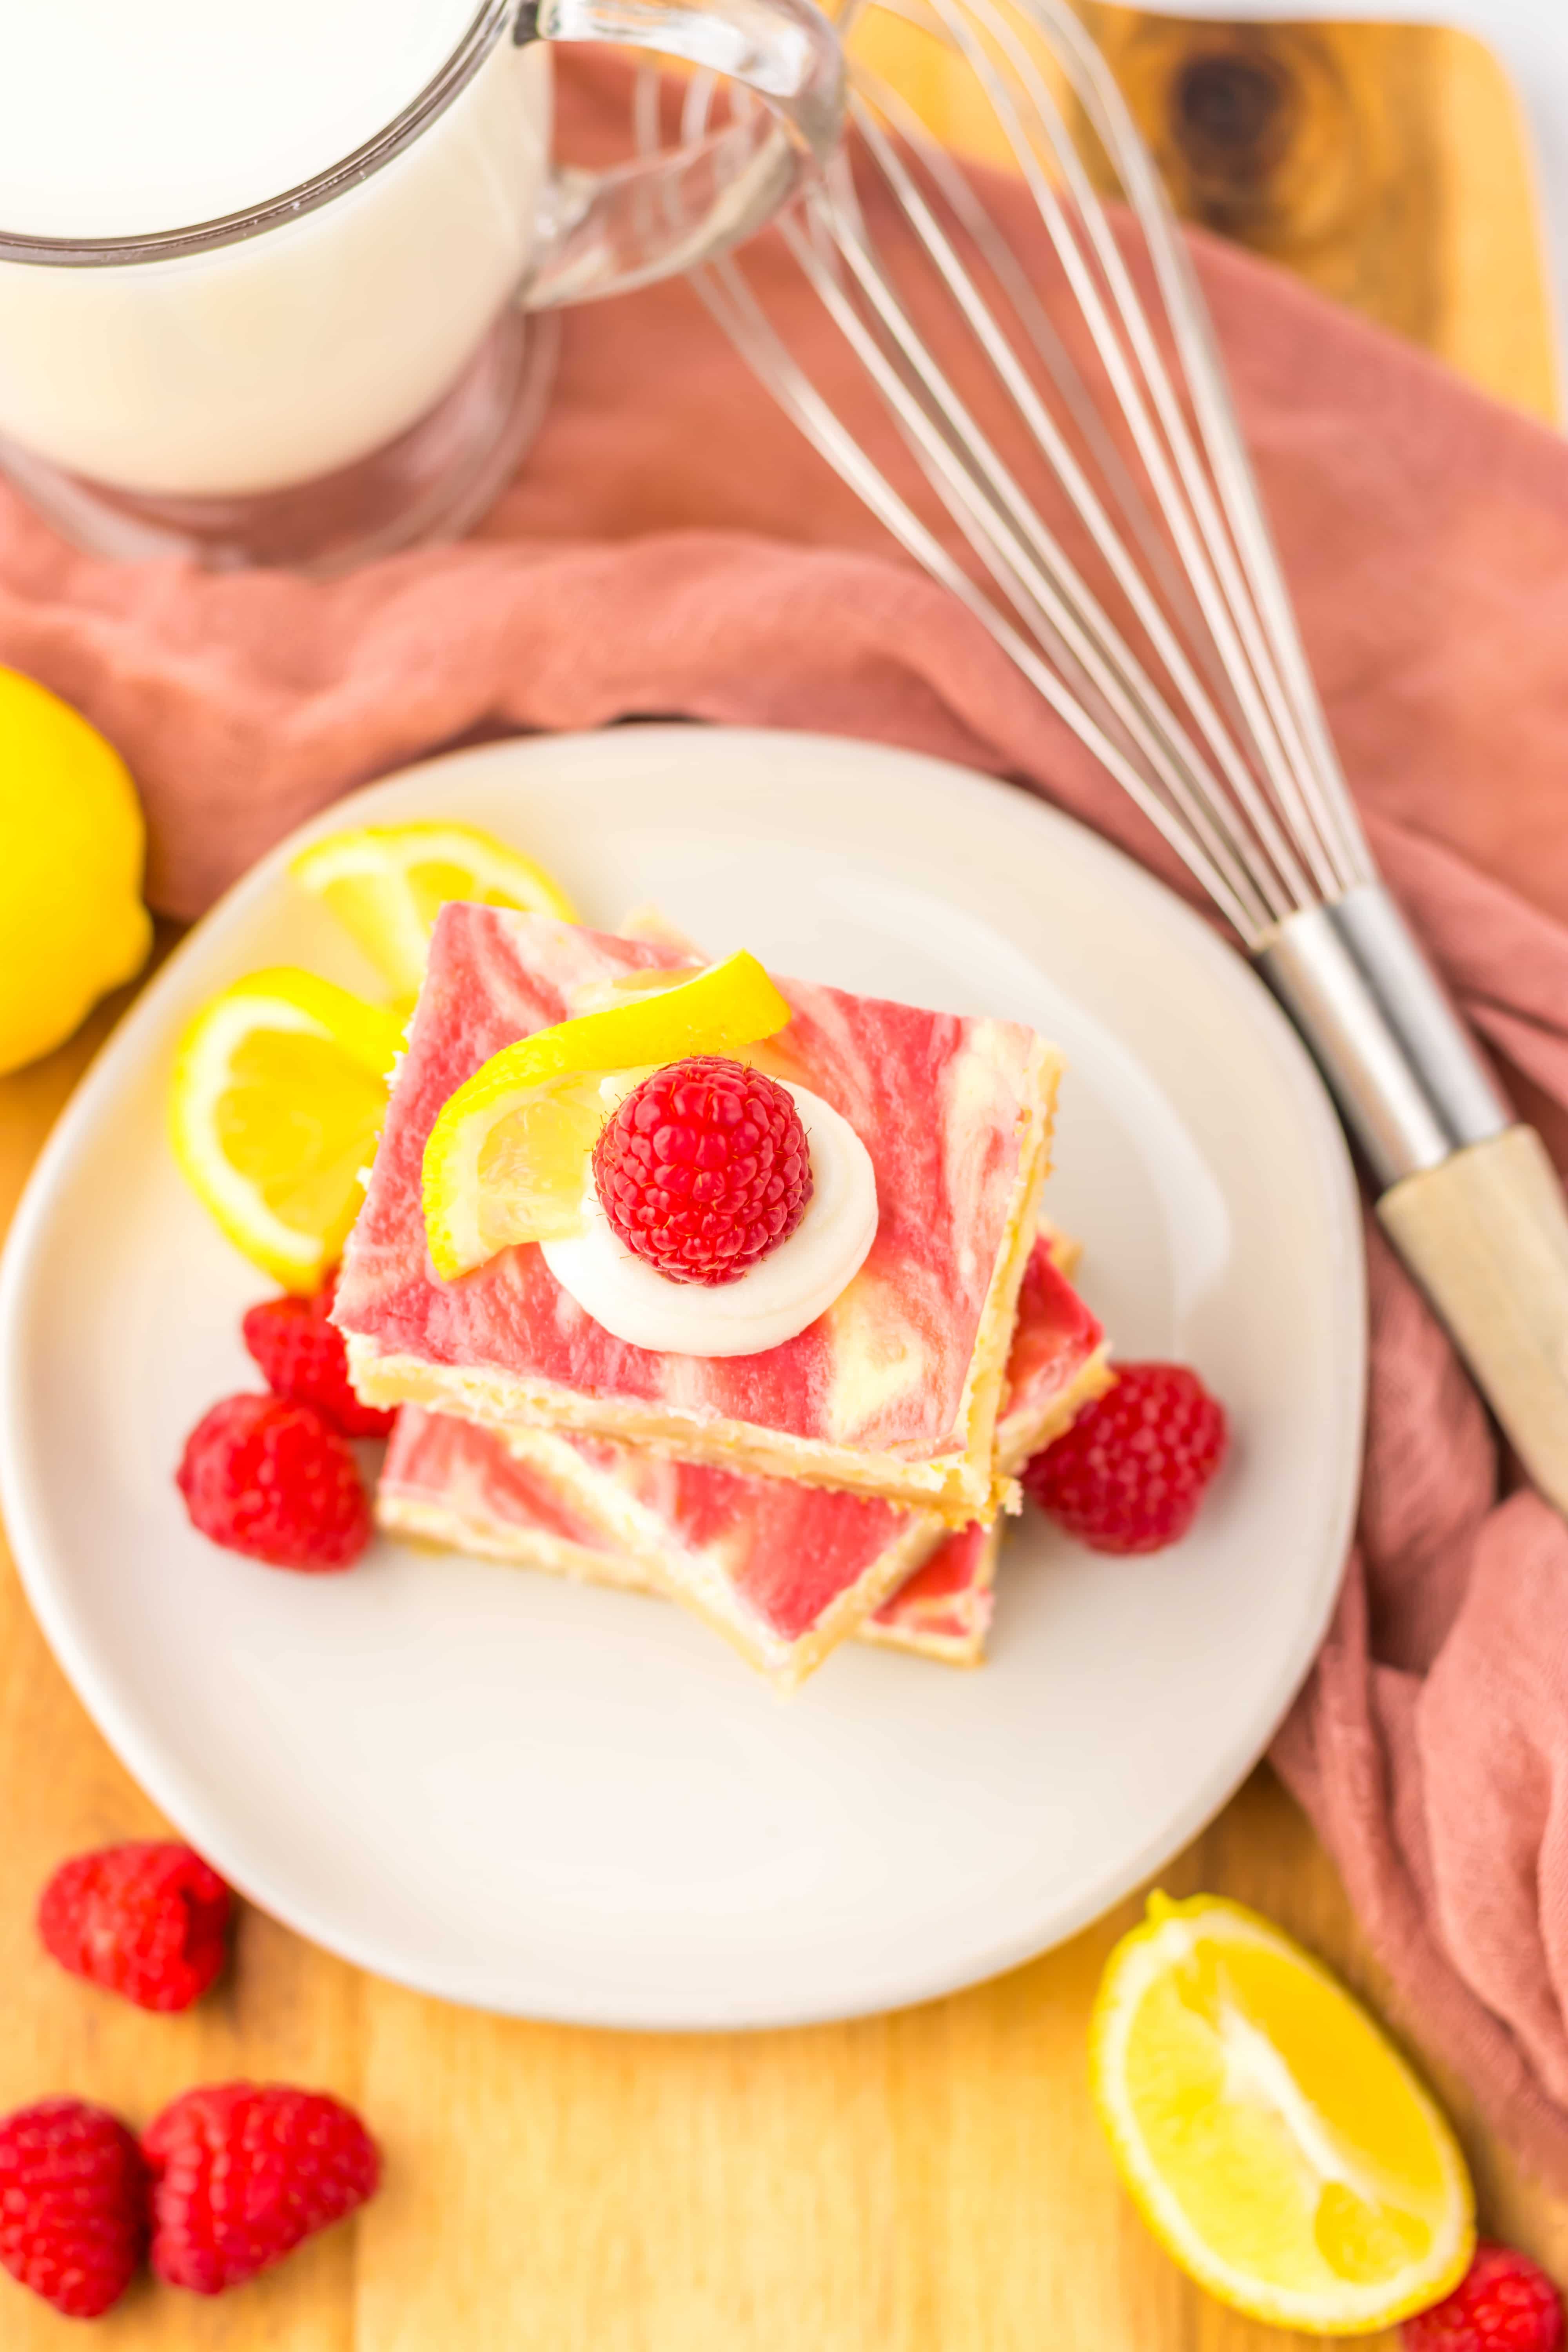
[541, 1082, 878, 1358]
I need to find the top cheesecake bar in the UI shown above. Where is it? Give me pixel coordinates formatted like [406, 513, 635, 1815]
[336, 905, 1060, 1519]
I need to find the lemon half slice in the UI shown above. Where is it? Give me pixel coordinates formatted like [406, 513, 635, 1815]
[422, 950, 792, 1280]
[171, 969, 403, 1290]
[1091, 1893, 1474, 2335]
[291, 820, 577, 1002]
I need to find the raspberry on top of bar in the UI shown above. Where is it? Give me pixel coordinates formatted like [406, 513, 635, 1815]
[337, 907, 1060, 1519]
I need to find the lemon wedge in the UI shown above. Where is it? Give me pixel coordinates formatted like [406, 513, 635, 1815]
[290, 820, 577, 1002]
[171, 969, 403, 1290]
[422, 950, 792, 1279]
[1091, 1893, 1474, 2335]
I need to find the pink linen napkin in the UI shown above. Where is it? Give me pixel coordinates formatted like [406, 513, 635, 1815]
[6, 54, 1568, 2184]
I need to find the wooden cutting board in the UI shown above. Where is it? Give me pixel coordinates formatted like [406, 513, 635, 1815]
[854, 4, 1559, 424]
[0, 18, 1559, 2352]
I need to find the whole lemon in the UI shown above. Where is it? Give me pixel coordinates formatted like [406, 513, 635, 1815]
[0, 667, 152, 1074]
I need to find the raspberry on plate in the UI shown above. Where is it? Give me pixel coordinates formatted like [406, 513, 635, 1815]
[38, 1840, 232, 2013]
[143, 2084, 379, 2296]
[1022, 1361, 1227, 1553]
[1404, 2243, 1565, 2352]
[592, 1054, 813, 1286]
[242, 1268, 394, 1439]
[0, 2098, 149, 2319]
[176, 1394, 371, 1571]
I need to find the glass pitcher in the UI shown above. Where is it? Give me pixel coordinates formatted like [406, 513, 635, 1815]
[0, 0, 842, 572]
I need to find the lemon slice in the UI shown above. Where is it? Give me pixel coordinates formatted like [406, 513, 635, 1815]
[171, 969, 403, 1290]
[422, 950, 792, 1279]
[290, 821, 577, 1002]
[1091, 1893, 1473, 2335]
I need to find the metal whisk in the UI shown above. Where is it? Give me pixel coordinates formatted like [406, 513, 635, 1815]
[636, 0, 1568, 1511]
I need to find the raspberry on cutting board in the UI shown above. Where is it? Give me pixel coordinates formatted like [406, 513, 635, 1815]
[1404, 2243, 1565, 2352]
[37, 1840, 231, 2013]
[592, 1054, 813, 1285]
[143, 2084, 379, 2296]
[176, 1394, 371, 1570]
[242, 1267, 394, 1438]
[0, 2098, 149, 2319]
[1022, 1361, 1227, 1553]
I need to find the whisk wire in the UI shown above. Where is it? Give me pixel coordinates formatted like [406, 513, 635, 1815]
[693, 212, 1271, 929]
[1042, 0, 1374, 890]
[643, 0, 1384, 941]
[793, 192, 1294, 926]
[941, 0, 1357, 911]
[849, 50, 1223, 668]
[847, 87, 1316, 918]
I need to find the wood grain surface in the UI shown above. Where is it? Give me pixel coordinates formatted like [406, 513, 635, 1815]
[0, 16, 1563, 2350]
[1079, 6, 1559, 423]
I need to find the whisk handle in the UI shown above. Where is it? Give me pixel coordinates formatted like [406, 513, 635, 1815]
[1259, 886, 1568, 1514]
[1379, 1127, 1568, 1515]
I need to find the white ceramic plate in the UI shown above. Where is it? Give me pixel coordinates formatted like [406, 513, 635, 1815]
[0, 726, 1363, 2029]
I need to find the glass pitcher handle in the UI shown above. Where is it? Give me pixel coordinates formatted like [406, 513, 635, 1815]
[517, 0, 843, 307]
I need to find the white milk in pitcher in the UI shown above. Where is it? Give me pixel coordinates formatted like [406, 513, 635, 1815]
[0, 0, 550, 494]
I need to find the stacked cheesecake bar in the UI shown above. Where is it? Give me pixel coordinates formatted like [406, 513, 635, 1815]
[338, 902, 1110, 1686]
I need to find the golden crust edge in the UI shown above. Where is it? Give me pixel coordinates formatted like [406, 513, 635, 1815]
[352, 1343, 1005, 1525]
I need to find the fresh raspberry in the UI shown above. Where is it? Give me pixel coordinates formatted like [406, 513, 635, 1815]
[1404, 2245, 1565, 2352]
[242, 1269, 393, 1440]
[0, 2099, 149, 2318]
[592, 1055, 813, 1286]
[1022, 1361, 1227, 1553]
[176, 1394, 370, 1571]
[143, 2084, 379, 2296]
[38, 1840, 232, 2013]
